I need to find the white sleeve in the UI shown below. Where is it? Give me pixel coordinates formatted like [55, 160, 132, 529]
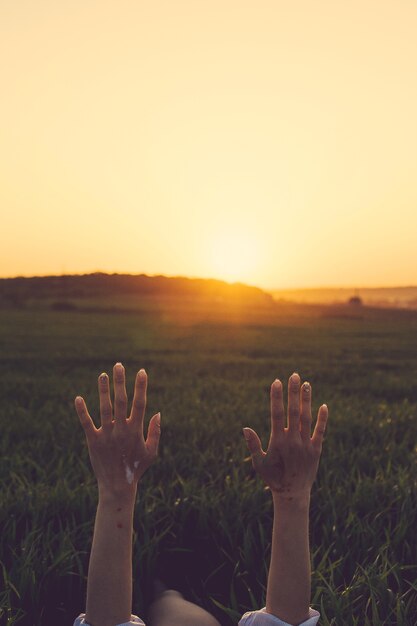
[74, 614, 145, 626]
[238, 607, 320, 626]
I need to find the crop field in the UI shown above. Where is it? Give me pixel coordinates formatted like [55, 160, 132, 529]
[1, 299, 417, 625]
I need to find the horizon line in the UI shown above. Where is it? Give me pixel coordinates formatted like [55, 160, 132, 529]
[0, 271, 416, 292]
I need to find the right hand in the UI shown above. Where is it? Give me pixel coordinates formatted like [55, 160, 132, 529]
[243, 373, 328, 502]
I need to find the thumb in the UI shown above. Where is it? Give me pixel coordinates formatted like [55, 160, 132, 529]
[145, 412, 161, 459]
[242, 427, 264, 470]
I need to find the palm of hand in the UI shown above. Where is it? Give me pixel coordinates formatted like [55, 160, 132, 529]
[86, 421, 153, 493]
[257, 435, 320, 500]
[75, 363, 161, 496]
[244, 373, 328, 501]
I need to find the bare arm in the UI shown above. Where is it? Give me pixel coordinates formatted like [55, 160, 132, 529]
[85, 490, 137, 626]
[75, 363, 161, 626]
[243, 373, 328, 625]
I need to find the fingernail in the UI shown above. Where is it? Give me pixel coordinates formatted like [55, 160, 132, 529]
[273, 379, 282, 388]
[100, 373, 107, 381]
[304, 382, 310, 392]
[291, 372, 300, 384]
[75, 396, 83, 404]
[138, 368, 146, 378]
[242, 428, 250, 440]
[155, 412, 161, 425]
[115, 362, 123, 370]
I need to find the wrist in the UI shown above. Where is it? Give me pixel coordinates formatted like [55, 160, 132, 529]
[271, 491, 310, 511]
[98, 484, 138, 507]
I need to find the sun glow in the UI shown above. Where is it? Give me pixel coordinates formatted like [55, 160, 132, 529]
[206, 232, 261, 284]
[1, 2, 417, 287]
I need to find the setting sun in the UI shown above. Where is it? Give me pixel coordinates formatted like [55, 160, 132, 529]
[0, 1, 416, 289]
[205, 232, 261, 284]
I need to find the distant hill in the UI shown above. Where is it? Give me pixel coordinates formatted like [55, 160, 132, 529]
[0, 272, 273, 307]
[270, 286, 417, 309]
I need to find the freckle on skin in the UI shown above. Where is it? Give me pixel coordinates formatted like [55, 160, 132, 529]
[117, 523, 123, 528]
[116, 508, 122, 512]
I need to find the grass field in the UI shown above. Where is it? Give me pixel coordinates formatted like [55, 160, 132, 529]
[1, 298, 417, 625]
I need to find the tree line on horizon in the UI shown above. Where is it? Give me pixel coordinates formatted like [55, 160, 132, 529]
[0, 272, 273, 306]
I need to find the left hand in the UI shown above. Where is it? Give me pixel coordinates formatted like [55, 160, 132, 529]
[75, 362, 161, 498]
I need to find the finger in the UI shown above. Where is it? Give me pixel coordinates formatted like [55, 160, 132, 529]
[242, 427, 265, 472]
[287, 372, 301, 433]
[98, 372, 113, 429]
[312, 404, 329, 452]
[75, 396, 97, 439]
[113, 362, 128, 423]
[270, 379, 285, 439]
[130, 368, 147, 430]
[145, 412, 161, 459]
[300, 381, 312, 441]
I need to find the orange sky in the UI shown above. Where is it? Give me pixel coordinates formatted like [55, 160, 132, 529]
[1, 1, 416, 289]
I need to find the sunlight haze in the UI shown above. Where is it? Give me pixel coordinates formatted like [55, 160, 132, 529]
[1, 0, 416, 289]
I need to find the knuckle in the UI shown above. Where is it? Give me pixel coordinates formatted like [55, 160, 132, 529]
[134, 399, 145, 412]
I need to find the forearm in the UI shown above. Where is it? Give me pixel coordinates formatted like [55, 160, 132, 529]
[85, 487, 137, 626]
[266, 493, 311, 625]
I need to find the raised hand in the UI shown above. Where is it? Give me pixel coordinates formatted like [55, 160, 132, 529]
[243, 373, 328, 502]
[75, 362, 161, 498]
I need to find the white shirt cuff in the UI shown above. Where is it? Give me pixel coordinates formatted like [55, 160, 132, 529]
[239, 606, 320, 626]
[74, 614, 145, 626]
